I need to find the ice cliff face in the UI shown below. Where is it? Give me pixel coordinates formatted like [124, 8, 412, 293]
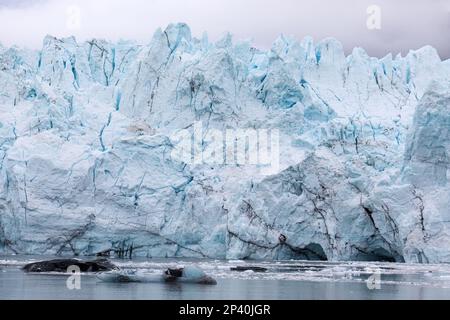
[1, 23, 450, 263]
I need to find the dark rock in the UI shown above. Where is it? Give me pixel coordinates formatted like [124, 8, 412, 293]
[230, 266, 268, 273]
[165, 268, 184, 278]
[22, 258, 118, 273]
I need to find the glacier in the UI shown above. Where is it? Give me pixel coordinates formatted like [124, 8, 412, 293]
[1, 23, 450, 263]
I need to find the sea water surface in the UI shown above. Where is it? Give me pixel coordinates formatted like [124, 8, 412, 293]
[1, 255, 450, 300]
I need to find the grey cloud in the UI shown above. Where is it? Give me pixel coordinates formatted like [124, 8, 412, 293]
[0, 0, 449, 59]
[0, 0, 43, 8]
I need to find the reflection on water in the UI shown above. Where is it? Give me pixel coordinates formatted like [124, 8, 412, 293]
[1, 256, 450, 300]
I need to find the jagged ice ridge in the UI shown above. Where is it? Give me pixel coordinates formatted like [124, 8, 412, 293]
[1, 23, 450, 263]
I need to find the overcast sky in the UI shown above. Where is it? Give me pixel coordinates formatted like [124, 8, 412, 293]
[0, 0, 449, 59]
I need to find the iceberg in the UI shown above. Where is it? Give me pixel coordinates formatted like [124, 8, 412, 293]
[97, 266, 217, 285]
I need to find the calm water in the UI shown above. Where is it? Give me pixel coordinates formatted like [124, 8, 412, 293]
[1, 256, 450, 300]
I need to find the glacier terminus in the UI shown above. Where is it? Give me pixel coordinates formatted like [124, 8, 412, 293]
[1, 23, 450, 264]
